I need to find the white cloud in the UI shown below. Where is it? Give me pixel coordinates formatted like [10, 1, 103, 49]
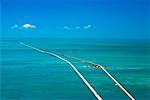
[63, 25, 92, 30]
[11, 23, 37, 29]
[22, 24, 36, 29]
[64, 26, 72, 30]
[11, 24, 18, 29]
[64, 26, 80, 30]
[83, 25, 92, 29]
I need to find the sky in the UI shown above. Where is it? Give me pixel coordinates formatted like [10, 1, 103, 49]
[1, 0, 149, 39]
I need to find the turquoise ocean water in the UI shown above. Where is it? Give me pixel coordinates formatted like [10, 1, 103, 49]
[0, 38, 150, 100]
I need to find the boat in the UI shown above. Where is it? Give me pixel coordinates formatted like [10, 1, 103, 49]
[84, 65, 108, 69]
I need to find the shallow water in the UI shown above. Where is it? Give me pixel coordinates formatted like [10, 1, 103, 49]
[0, 38, 150, 100]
